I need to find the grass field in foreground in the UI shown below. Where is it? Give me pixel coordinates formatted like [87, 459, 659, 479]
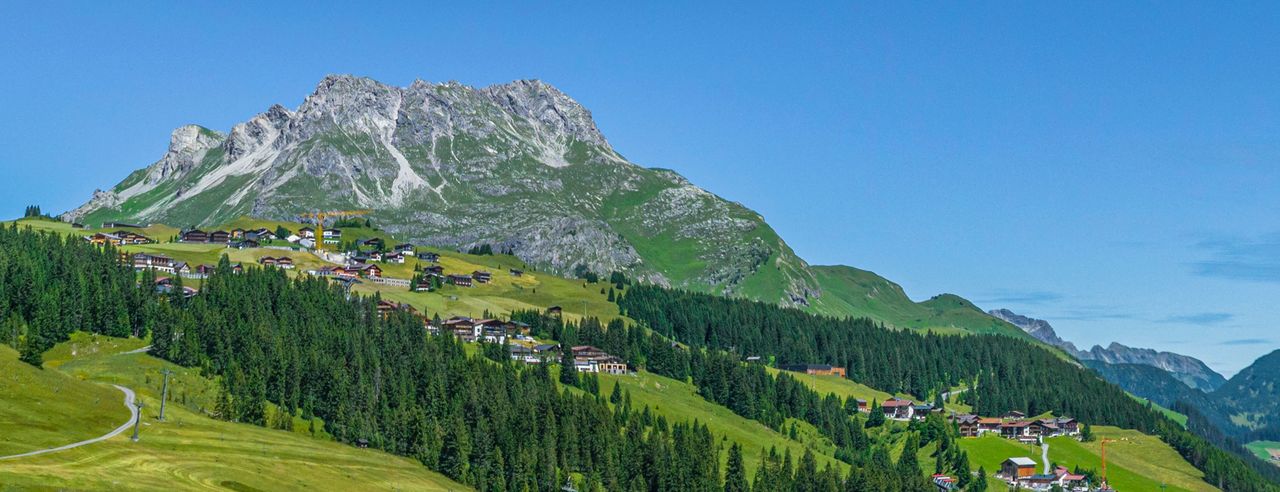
[955, 429, 1217, 492]
[0, 345, 129, 456]
[598, 371, 847, 479]
[0, 335, 467, 491]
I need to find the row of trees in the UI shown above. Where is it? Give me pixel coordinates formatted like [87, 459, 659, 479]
[0, 225, 149, 365]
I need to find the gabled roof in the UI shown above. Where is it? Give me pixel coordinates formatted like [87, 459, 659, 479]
[1004, 457, 1036, 467]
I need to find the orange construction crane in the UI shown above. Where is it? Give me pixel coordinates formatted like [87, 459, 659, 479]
[1100, 437, 1128, 490]
[298, 210, 370, 251]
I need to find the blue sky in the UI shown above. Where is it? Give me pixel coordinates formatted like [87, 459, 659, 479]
[2, 2, 1277, 375]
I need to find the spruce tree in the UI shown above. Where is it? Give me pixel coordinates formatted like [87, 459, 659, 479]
[559, 348, 579, 386]
[724, 443, 749, 492]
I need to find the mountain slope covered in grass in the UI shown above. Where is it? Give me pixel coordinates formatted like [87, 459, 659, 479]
[0, 334, 467, 491]
[807, 265, 1030, 339]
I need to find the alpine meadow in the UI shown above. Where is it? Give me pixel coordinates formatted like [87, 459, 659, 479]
[4, 4, 1280, 492]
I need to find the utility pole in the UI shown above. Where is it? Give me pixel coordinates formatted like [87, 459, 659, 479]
[130, 400, 145, 442]
[159, 368, 172, 421]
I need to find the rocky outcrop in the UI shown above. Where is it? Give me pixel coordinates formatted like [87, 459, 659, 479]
[63, 74, 818, 306]
[989, 308, 1084, 356]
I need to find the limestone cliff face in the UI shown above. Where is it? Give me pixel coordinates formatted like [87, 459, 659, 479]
[65, 74, 819, 305]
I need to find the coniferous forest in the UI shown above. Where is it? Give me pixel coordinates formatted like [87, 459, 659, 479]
[2, 224, 1279, 491]
[617, 285, 1280, 491]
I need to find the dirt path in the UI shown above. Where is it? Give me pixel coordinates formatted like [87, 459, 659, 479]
[0, 385, 137, 461]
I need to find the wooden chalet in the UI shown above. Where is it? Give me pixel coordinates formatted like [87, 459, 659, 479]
[394, 243, 415, 254]
[880, 398, 916, 421]
[246, 228, 277, 241]
[447, 274, 473, 287]
[349, 263, 382, 278]
[231, 228, 245, 238]
[509, 268, 524, 277]
[472, 270, 492, 284]
[180, 229, 209, 242]
[1000, 457, 1036, 480]
[417, 251, 440, 262]
[375, 300, 417, 318]
[423, 265, 444, 276]
[570, 345, 628, 374]
[953, 414, 981, 437]
[86, 232, 125, 247]
[209, 230, 232, 243]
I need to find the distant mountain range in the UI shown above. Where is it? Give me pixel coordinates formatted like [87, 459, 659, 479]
[989, 308, 1280, 444]
[988, 308, 1227, 392]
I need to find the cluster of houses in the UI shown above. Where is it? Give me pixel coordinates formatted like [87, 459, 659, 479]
[951, 411, 1080, 442]
[257, 256, 295, 269]
[412, 265, 496, 291]
[129, 252, 246, 279]
[180, 227, 278, 245]
[85, 230, 154, 246]
[420, 315, 629, 373]
[998, 459, 1091, 491]
[310, 263, 383, 279]
[878, 398, 940, 421]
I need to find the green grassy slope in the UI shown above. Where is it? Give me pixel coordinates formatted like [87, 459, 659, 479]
[0, 335, 467, 491]
[953, 429, 1217, 492]
[1248, 441, 1280, 467]
[598, 371, 845, 479]
[0, 345, 128, 456]
[807, 265, 1032, 339]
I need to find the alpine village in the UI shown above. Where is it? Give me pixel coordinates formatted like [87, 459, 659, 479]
[2, 73, 1278, 492]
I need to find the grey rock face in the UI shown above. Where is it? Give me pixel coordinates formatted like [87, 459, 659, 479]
[64, 74, 818, 306]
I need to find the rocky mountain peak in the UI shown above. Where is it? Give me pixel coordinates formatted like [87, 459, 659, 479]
[480, 79, 608, 148]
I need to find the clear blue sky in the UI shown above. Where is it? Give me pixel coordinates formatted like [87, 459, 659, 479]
[3, 2, 1277, 375]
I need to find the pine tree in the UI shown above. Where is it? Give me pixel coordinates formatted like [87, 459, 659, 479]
[724, 443, 749, 492]
[971, 466, 988, 491]
[559, 348, 579, 386]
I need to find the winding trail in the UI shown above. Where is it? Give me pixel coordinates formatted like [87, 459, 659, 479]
[0, 385, 137, 461]
[1041, 442, 1050, 474]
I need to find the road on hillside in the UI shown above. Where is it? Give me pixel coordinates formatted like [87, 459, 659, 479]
[0, 384, 137, 461]
[1041, 442, 1050, 474]
[941, 387, 969, 400]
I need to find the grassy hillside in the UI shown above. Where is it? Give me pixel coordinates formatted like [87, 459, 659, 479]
[598, 371, 845, 478]
[0, 334, 467, 491]
[951, 429, 1217, 492]
[807, 265, 1031, 339]
[1248, 441, 1280, 467]
[0, 345, 129, 456]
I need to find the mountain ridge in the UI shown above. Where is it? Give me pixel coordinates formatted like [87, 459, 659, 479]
[989, 308, 1227, 392]
[66, 73, 1033, 339]
[65, 74, 822, 305]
